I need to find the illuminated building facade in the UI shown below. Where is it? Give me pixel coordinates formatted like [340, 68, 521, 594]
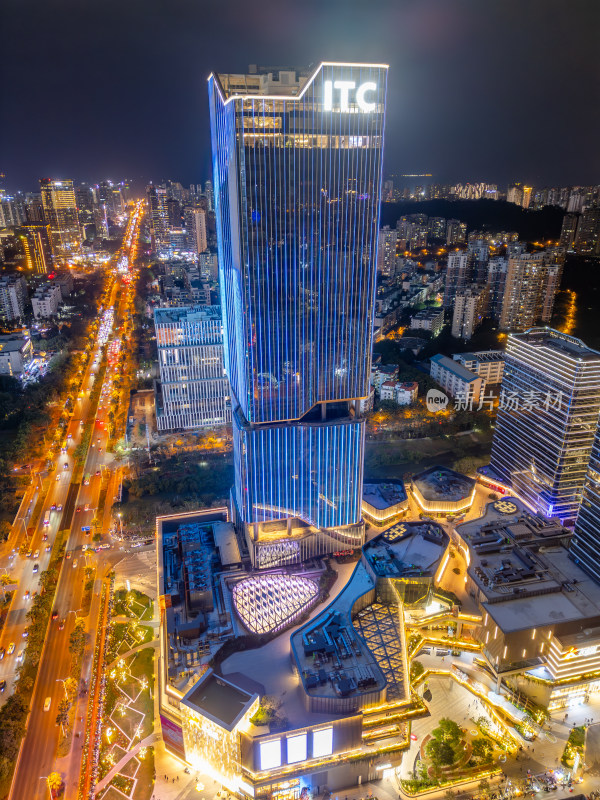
[489, 328, 600, 523]
[19, 223, 52, 273]
[154, 305, 231, 430]
[146, 184, 169, 254]
[209, 62, 387, 564]
[39, 178, 81, 263]
[571, 426, 600, 581]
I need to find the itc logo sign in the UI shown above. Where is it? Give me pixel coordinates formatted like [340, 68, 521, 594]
[323, 80, 377, 113]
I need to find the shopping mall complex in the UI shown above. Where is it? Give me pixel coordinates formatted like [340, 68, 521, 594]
[155, 481, 600, 800]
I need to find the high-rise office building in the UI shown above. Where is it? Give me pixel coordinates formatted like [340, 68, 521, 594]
[571, 427, 600, 580]
[489, 328, 600, 523]
[209, 62, 387, 566]
[39, 178, 81, 263]
[146, 184, 169, 254]
[499, 249, 562, 332]
[19, 223, 53, 274]
[154, 305, 231, 430]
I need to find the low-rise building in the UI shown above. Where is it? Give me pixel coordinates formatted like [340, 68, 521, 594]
[370, 363, 398, 392]
[380, 380, 418, 405]
[410, 307, 445, 337]
[430, 353, 485, 405]
[0, 335, 33, 377]
[453, 350, 505, 384]
[31, 282, 61, 318]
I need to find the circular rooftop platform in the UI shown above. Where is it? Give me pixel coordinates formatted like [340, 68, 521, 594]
[411, 465, 476, 513]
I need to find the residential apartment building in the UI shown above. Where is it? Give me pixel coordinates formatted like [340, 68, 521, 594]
[410, 307, 444, 337]
[154, 305, 231, 430]
[380, 380, 418, 405]
[0, 275, 27, 322]
[453, 350, 505, 384]
[499, 249, 563, 331]
[0, 335, 33, 377]
[489, 328, 600, 523]
[430, 353, 484, 405]
[451, 284, 488, 340]
[377, 226, 398, 276]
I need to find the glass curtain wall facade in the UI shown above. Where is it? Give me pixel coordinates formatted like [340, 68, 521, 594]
[572, 432, 600, 580]
[209, 62, 387, 560]
[154, 305, 231, 430]
[39, 178, 81, 263]
[489, 328, 600, 523]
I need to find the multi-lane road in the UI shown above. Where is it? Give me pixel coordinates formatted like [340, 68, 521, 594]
[2, 202, 143, 800]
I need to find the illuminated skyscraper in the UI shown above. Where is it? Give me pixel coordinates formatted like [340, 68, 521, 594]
[489, 328, 600, 523]
[146, 184, 169, 254]
[209, 62, 388, 566]
[39, 178, 81, 263]
[19, 223, 53, 274]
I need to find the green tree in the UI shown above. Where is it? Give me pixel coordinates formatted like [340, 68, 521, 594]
[426, 738, 455, 767]
[471, 737, 493, 762]
[410, 660, 425, 683]
[432, 717, 462, 748]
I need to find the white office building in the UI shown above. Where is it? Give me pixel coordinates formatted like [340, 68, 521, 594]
[154, 305, 231, 430]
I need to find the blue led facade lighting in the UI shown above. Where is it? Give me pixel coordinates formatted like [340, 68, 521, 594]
[208, 63, 388, 555]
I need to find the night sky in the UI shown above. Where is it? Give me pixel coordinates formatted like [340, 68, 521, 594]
[2, 0, 600, 192]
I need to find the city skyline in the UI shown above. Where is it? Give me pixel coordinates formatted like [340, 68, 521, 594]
[2, 0, 600, 190]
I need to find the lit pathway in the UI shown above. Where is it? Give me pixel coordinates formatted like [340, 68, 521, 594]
[92, 731, 158, 795]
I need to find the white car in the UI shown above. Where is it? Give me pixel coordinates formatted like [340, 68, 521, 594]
[43, 697, 51, 712]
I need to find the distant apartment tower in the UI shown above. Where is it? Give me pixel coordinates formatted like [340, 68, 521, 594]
[377, 226, 398, 276]
[574, 205, 600, 256]
[451, 284, 488, 340]
[31, 282, 61, 318]
[489, 328, 600, 523]
[154, 305, 231, 430]
[0, 275, 27, 322]
[184, 207, 208, 254]
[19, 223, 52, 273]
[443, 251, 471, 308]
[146, 185, 169, 254]
[499, 250, 562, 331]
[446, 219, 467, 245]
[571, 426, 600, 580]
[39, 178, 81, 263]
[560, 213, 579, 250]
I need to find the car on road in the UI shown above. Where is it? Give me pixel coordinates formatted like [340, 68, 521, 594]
[66, 551, 72, 559]
[63, 462, 68, 470]
[33, 549, 39, 559]
[95, 470, 101, 476]
[25, 550, 32, 558]
[56, 474, 61, 481]
[43, 697, 51, 712]
[24, 590, 30, 600]
[42, 533, 48, 541]
[0, 680, 6, 692]
[51, 503, 56, 510]
[58, 619, 65, 630]
[0, 647, 5, 660]
[57, 504, 63, 511]
[22, 629, 28, 638]
[51, 610, 58, 620]
[7, 643, 15, 655]
[72, 559, 78, 568]
[67, 433, 72, 439]
[84, 503, 90, 511]
[32, 563, 39, 573]
[76, 507, 81, 513]
[45, 545, 51, 552]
